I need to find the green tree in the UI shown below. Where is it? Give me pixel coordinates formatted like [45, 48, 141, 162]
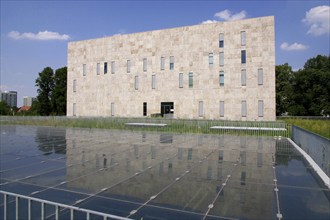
[276, 55, 330, 116]
[51, 67, 67, 115]
[275, 63, 294, 116]
[35, 67, 54, 115]
[0, 101, 11, 115]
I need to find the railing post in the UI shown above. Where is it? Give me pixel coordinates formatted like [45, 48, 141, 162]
[41, 202, 45, 220]
[4, 194, 7, 220]
[55, 205, 59, 220]
[15, 196, 19, 220]
[70, 208, 74, 220]
[86, 212, 90, 220]
[28, 199, 32, 220]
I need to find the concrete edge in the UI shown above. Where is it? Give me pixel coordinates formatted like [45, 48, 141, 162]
[287, 138, 330, 189]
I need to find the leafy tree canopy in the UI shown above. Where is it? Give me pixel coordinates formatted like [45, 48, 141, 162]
[276, 55, 330, 116]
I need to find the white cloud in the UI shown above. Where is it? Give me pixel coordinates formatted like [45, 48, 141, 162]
[302, 5, 330, 36]
[214, 9, 247, 21]
[201, 9, 247, 24]
[280, 42, 309, 51]
[201, 20, 219, 24]
[8, 30, 70, 41]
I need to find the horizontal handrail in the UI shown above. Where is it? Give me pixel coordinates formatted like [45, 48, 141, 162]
[0, 190, 132, 220]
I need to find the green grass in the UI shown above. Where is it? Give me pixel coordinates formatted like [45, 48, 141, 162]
[281, 118, 330, 139]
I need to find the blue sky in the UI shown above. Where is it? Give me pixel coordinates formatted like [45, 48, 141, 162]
[1, 0, 329, 106]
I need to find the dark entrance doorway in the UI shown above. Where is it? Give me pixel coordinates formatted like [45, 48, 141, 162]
[143, 102, 147, 116]
[161, 102, 174, 117]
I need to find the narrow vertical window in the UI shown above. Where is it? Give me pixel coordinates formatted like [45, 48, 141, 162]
[152, 74, 156, 89]
[219, 52, 224, 66]
[97, 63, 100, 75]
[83, 64, 86, 76]
[219, 101, 224, 117]
[143, 102, 147, 116]
[240, 172, 246, 185]
[73, 80, 76, 92]
[241, 31, 246, 46]
[258, 100, 264, 117]
[219, 71, 224, 86]
[258, 68, 263, 85]
[127, 60, 131, 73]
[241, 100, 247, 117]
[111, 102, 115, 116]
[161, 57, 165, 70]
[143, 58, 147, 72]
[189, 72, 193, 88]
[73, 103, 76, 116]
[179, 73, 183, 88]
[170, 56, 174, 70]
[135, 76, 139, 90]
[241, 50, 246, 64]
[241, 69, 246, 86]
[111, 61, 115, 74]
[209, 53, 213, 66]
[104, 62, 108, 74]
[240, 151, 246, 166]
[198, 101, 203, 117]
[257, 153, 263, 167]
[188, 148, 193, 160]
[219, 33, 224, 48]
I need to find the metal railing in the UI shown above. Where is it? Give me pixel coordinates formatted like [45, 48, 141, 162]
[0, 116, 291, 137]
[0, 190, 132, 220]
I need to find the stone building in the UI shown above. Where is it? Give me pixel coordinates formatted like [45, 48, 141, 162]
[67, 16, 275, 121]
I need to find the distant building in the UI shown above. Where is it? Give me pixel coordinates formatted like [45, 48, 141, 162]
[67, 16, 275, 121]
[23, 96, 36, 107]
[0, 91, 17, 107]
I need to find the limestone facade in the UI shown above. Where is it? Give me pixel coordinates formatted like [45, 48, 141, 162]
[67, 16, 275, 120]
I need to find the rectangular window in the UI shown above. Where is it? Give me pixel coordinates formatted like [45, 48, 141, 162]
[219, 33, 224, 48]
[189, 72, 193, 88]
[198, 101, 203, 117]
[135, 76, 139, 90]
[257, 153, 263, 167]
[258, 100, 264, 117]
[241, 69, 246, 86]
[219, 71, 224, 86]
[219, 52, 224, 66]
[170, 56, 174, 70]
[179, 73, 183, 88]
[73, 103, 76, 116]
[241, 31, 246, 46]
[241, 50, 246, 64]
[209, 53, 213, 65]
[111, 102, 115, 116]
[152, 75, 156, 89]
[241, 100, 247, 117]
[143, 58, 147, 72]
[97, 63, 100, 75]
[104, 62, 108, 74]
[219, 101, 224, 117]
[73, 80, 76, 92]
[241, 172, 246, 186]
[161, 57, 165, 70]
[188, 148, 193, 160]
[127, 60, 131, 73]
[143, 102, 147, 116]
[258, 68, 263, 85]
[111, 61, 115, 74]
[83, 64, 86, 76]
